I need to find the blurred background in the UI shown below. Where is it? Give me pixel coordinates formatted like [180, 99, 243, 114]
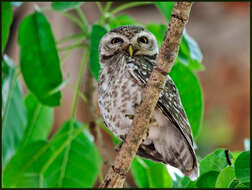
[6, 1, 250, 174]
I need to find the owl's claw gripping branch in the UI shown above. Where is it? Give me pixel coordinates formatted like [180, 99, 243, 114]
[99, 2, 193, 188]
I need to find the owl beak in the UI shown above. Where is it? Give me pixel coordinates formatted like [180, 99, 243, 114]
[128, 44, 134, 57]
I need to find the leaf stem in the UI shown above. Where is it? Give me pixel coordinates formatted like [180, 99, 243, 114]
[98, 2, 112, 25]
[21, 103, 42, 147]
[58, 41, 86, 52]
[110, 2, 153, 15]
[57, 33, 85, 45]
[104, 2, 113, 12]
[76, 7, 89, 36]
[96, 2, 103, 14]
[61, 12, 85, 32]
[70, 48, 89, 119]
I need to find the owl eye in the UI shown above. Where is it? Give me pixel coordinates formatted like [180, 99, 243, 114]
[138, 36, 148, 44]
[111, 37, 124, 44]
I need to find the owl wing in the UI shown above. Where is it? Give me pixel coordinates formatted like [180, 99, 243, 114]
[129, 55, 196, 159]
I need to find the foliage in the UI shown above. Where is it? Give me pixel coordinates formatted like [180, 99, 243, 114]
[1, 1, 250, 188]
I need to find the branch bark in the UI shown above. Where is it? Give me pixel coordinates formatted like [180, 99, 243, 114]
[99, 2, 193, 188]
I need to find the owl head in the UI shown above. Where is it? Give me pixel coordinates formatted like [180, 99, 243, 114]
[99, 25, 158, 62]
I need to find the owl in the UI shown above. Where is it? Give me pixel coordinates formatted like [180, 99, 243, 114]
[98, 25, 199, 181]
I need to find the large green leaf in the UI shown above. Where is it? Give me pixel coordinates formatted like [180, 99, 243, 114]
[199, 148, 233, 176]
[18, 11, 63, 106]
[1, 2, 13, 54]
[169, 62, 203, 139]
[155, 2, 174, 21]
[109, 14, 138, 30]
[215, 166, 235, 188]
[131, 156, 172, 188]
[2, 55, 27, 167]
[89, 24, 107, 80]
[196, 171, 219, 188]
[146, 24, 167, 47]
[52, 2, 84, 11]
[2, 120, 89, 188]
[22, 93, 53, 145]
[234, 151, 250, 183]
[2, 141, 52, 187]
[44, 120, 102, 188]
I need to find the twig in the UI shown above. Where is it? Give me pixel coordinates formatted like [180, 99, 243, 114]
[99, 2, 193, 188]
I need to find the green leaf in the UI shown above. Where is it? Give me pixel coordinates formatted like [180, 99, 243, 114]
[178, 29, 204, 71]
[2, 55, 27, 167]
[44, 120, 102, 187]
[52, 2, 84, 11]
[131, 156, 172, 188]
[2, 141, 52, 187]
[109, 14, 138, 30]
[146, 24, 167, 47]
[155, 2, 174, 21]
[22, 93, 53, 144]
[89, 24, 107, 80]
[215, 166, 235, 188]
[196, 171, 219, 188]
[169, 62, 203, 139]
[1, 2, 13, 54]
[199, 148, 233, 176]
[18, 11, 63, 106]
[234, 151, 250, 183]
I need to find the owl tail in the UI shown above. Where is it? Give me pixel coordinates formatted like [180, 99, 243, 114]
[147, 124, 200, 181]
[185, 160, 199, 181]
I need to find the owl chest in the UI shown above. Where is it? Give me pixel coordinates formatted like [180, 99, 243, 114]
[99, 71, 142, 138]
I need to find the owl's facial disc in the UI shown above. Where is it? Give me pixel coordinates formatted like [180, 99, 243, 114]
[130, 31, 158, 57]
[99, 32, 129, 60]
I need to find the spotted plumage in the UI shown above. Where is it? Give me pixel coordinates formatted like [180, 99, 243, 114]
[98, 25, 199, 180]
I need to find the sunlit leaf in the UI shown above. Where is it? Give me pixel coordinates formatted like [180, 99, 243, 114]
[131, 156, 172, 188]
[234, 151, 250, 183]
[52, 2, 84, 11]
[89, 24, 107, 80]
[155, 2, 174, 21]
[22, 93, 53, 144]
[169, 62, 203, 139]
[18, 11, 63, 106]
[2, 55, 27, 167]
[44, 120, 102, 187]
[11, 2, 23, 7]
[178, 29, 204, 71]
[1, 2, 13, 54]
[244, 138, 250, 151]
[199, 148, 233, 176]
[215, 166, 235, 188]
[2, 141, 52, 187]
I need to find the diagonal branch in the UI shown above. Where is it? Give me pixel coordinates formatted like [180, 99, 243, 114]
[99, 2, 193, 188]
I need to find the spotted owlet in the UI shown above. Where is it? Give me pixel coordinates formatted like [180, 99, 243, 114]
[98, 25, 199, 180]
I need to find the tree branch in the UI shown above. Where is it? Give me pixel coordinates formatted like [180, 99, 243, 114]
[99, 2, 193, 188]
